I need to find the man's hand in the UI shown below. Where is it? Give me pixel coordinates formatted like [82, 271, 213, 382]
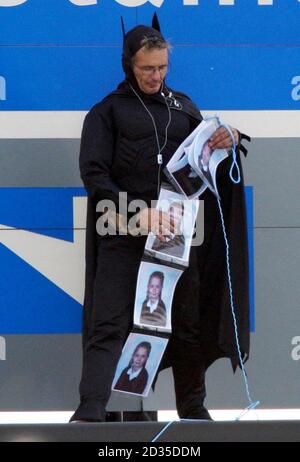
[208, 126, 239, 150]
[136, 207, 176, 242]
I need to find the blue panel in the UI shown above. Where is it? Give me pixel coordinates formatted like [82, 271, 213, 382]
[0, 186, 255, 335]
[0, 47, 122, 110]
[168, 46, 300, 110]
[0, 45, 299, 110]
[0, 0, 137, 46]
[245, 186, 255, 333]
[0, 244, 82, 334]
[0, 188, 86, 240]
[0, 0, 299, 46]
[137, 0, 300, 46]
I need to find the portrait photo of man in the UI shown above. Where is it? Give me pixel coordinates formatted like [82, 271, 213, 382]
[198, 140, 214, 190]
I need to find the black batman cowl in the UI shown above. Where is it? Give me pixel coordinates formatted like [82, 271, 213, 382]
[121, 14, 167, 94]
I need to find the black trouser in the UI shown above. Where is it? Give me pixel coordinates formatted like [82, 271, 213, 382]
[161, 338, 208, 419]
[70, 236, 208, 422]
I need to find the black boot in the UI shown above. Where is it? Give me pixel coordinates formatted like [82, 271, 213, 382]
[171, 345, 212, 421]
[105, 412, 122, 422]
[122, 411, 158, 422]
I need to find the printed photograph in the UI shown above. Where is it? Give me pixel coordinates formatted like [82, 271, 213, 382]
[145, 188, 199, 266]
[112, 333, 169, 397]
[133, 260, 183, 331]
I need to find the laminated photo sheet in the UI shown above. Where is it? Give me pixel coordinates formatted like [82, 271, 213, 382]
[192, 134, 228, 198]
[133, 260, 183, 332]
[145, 188, 200, 267]
[166, 118, 216, 167]
[110, 120, 230, 398]
[165, 118, 218, 198]
[204, 147, 229, 197]
[112, 332, 169, 397]
[165, 152, 207, 198]
[165, 117, 228, 199]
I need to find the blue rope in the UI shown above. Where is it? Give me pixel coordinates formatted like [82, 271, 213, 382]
[150, 406, 261, 442]
[219, 122, 241, 184]
[150, 119, 259, 442]
[150, 417, 213, 443]
[235, 401, 260, 421]
[203, 116, 240, 184]
[217, 197, 259, 418]
[205, 116, 259, 418]
[151, 420, 176, 442]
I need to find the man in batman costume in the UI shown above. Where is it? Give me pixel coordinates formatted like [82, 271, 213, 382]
[70, 14, 251, 423]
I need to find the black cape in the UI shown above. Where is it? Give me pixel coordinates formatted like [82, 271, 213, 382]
[80, 80, 250, 372]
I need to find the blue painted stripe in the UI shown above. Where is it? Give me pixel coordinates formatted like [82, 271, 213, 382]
[0, 186, 255, 335]
[0, 188, 86, 240]
[0, 46, 299, 110]
[0, 243, 82, 335]
[0, 0, 299, 46]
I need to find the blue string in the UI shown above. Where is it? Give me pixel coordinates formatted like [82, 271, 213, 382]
[235, 401, 260, 421]
[150, 417, 214, 443]
[150, 118, 259, 442]
[204, 116, 259, 418]
[151, 420, 176, 442]
[219, 122, 240, 184]
[217, 197, 259, 418]
[203, 116, 240, 184]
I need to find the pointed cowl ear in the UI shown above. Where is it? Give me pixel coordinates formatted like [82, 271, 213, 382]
[120, 16, 126, 40]
[152, 12, 161, 32]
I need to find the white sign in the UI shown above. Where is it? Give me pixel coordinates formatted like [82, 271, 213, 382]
[0, 0, 26, 5]
[69, 0, 97, 6]
[291, 336, 300, 361]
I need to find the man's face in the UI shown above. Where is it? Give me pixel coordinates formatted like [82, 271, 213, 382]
[133, 47, 168, 95]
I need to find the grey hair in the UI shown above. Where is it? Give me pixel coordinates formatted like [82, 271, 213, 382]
[131, 36, 172, 70]
[140, 35, 171, 51]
